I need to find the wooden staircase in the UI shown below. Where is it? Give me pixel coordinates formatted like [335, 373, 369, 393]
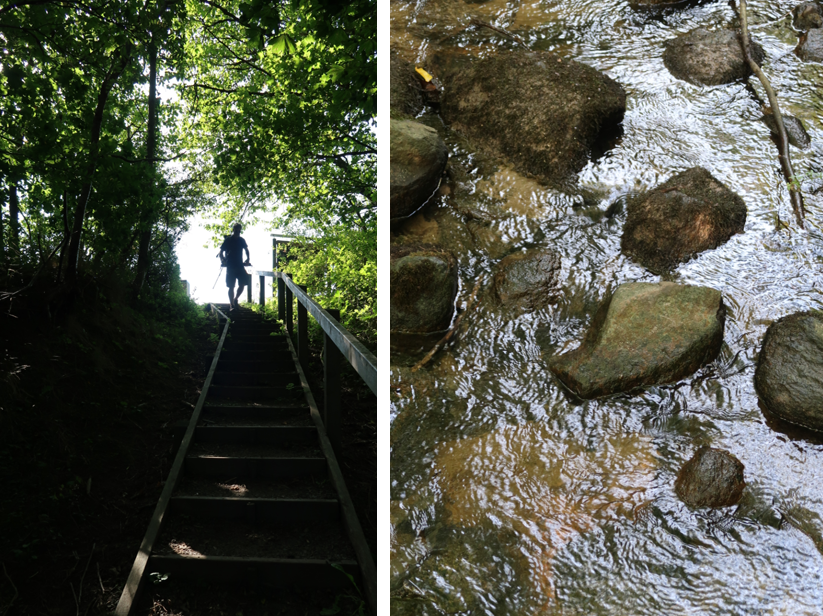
[115, 305, 373, 614]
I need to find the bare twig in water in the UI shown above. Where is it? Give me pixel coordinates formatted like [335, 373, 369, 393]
[2, 563, 18, 615]
[411, 276, 485, 372]
[441, 19, 528, 48]
[735, 0, 805, 228]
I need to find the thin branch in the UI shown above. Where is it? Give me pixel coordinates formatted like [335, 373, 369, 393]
[736, 0, 805, 227]
[412, 276, 485, 372]
[1, 562, 18, 614]
[110, 152, 185, 164]
[186, 81, 277, 98]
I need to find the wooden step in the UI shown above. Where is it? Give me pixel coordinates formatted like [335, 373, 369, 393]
[208, 384, 303, 401]
[168, 496, 339, 522]
[219, 349, 293, 363]
[211, 371, 300, 387]
[190, 425, 316, 444]
[184, 456, 326, 479]
[201, 404, 308, 423]
[146, 555, 358, 589]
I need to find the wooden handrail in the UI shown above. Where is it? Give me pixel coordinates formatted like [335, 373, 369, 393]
[254, 270, 377, 395]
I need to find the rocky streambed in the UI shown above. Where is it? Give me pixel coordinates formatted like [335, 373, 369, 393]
[391, 0, 823, 614]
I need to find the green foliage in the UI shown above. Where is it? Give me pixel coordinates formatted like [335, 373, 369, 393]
[281, 225, 376, 347]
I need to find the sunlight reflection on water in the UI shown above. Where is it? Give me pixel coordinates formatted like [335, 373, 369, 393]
[391, 0, 823, 613]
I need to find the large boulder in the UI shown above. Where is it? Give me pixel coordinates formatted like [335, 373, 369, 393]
[620, 167, 747, 273]
[390, 50, 424, 118]
[548, 282, 725, 399]
[793, 2, 823, 30]
[391, 119, 448, 219]
[491, 248, 561, 316]
[431, 50, 626, 185]
[755, 311, 823, 432]
[390, 244, 457, 334]
[797, 28, 823, 62]
[663, 28, 764, 86]
[675, 447, 746, 508]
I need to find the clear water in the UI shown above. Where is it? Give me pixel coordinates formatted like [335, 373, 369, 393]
[390, 1, 823, 614]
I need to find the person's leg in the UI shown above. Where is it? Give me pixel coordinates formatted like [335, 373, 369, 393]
[235, 283, 245, 307]
[226, 268, 237, 309]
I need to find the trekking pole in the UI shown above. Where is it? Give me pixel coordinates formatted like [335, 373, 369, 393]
[212, 266, 224, 289]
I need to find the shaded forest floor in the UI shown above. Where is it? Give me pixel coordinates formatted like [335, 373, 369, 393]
[0, 288, 375, 616]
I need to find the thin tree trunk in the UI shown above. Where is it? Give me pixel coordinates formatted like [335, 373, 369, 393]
[132, 40, 158, 299]
[64, 48, 131, 287]
[0, 187, 5, 264]
[9, 183, 20, 259]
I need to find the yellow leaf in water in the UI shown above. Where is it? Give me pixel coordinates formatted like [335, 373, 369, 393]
[415, 67, 433, 82]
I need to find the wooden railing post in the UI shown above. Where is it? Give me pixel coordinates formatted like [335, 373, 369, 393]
[246, 278, 252, 303]
[324, 309, 341, 453]
[277, 275, 286, 321]
[297, 284, 308, 372]
[258, 275, 265, 306]
[285, 275, 293, 336]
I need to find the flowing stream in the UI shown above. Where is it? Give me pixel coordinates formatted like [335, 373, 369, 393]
[390, 1, 823, 614]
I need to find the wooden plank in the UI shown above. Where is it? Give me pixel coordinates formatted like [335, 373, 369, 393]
[208, 384, 303, 401]
[280, 273, 376, 395]
[211, 371, 300, 387]
[184, 456, 327, 479]
[282, 333, 377, 615]
[114, 304, 232, 616]
[147, 554, 359, 589]
[192, 425, 316, 444]
[324, 308, 342, 454]
[168, 496, 339, 522]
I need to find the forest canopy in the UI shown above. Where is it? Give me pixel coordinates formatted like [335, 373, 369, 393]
[0, 0, 376, 338]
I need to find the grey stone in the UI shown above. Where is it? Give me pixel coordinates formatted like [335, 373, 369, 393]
[390, 50, 424, 118]
[492, 248, 561, 316]
[431, 49, 626, 186]
[621, 167, 747, 273]
[548, 282, 725, 399]
[797, 28, 823, 62]
[675, 447, 746, 508]
[793, 2, 823, 30]
[760, 112, 811, 149]
[755, 311, 823, 432]
[663, 28, 764, 86]
[390, 119, 448, 219]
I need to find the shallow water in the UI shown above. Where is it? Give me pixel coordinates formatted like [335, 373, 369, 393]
[390, 1, 823, 614]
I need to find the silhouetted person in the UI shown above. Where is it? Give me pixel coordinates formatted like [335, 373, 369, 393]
[220, 223, 251, 310]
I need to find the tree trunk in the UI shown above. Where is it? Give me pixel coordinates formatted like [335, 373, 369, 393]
[132, 40, 158, 300]
[64, 48, 131, 287]
[9, 183, 20, 259]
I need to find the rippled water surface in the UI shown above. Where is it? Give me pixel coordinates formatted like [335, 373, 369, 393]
[390, 1, 823, 614]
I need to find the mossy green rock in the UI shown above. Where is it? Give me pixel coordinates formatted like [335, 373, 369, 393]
[390, 119, 448, 219]
[390, 244, 457, 334]
[755, 311, 823, 432]
[548, 282, 725, 399]
[663, 28, 764, 86]
[621, 166, 747, 273]
[432, 50, 626, 185]
[675, 447, 745, 508]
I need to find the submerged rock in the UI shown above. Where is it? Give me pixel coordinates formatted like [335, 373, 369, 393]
[548, 282, 725, 399]
[491, 248, 561, 316]
[432, 50, 626, 186]
[621, 167, 747, 273]
[755, 311, 823, 432]
[793, 2, 823, 30]
[760, 112, 811, 149]
[390, 243, 457, 334]
[390, 119, 448, 219]
[797, 28, 823, 62]
[663, 28, 764, 86]
[390, 50, 424, 118]
[675, 447, 746, 508]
